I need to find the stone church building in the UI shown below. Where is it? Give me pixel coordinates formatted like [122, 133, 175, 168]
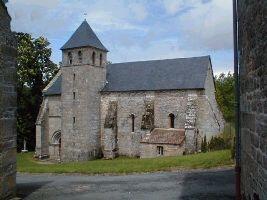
[35, 20, 224, 161]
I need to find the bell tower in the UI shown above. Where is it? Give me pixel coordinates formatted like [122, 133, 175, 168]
[60, 20, 108, 161]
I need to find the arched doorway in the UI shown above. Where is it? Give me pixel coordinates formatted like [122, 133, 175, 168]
[51, 130, 61, 160]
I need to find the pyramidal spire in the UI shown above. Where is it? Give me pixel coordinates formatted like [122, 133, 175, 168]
[60, 20, 108, 52]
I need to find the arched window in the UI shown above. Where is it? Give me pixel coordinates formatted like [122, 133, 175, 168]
[78, 51, 82, 63]
[92, 51, 96, 65]
[169, 113, 175, 128]
[68, 52, 72, 65]
[130, 113, 135, 132]
[51, 130, 61, 145]
[100, 53, 102, 66]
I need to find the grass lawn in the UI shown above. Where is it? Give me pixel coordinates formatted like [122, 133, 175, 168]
[17, 150, 234, 174]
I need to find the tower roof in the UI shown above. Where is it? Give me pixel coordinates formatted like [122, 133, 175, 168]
[60, 20, 108, 52]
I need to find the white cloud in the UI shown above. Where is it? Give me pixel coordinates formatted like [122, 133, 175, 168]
[129, 2, 148, 21]
[6, 0, 233, 73]
[161, 0, 199, 15]
[9, 0, 60, 8]
[177, 0, 233, 50]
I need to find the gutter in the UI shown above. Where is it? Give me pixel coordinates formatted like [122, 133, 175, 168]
[233, 0, 241, 199]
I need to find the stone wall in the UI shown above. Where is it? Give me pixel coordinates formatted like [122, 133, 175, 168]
[101, 88, 223, 157]
[47, 95, 61, 160]
[140, 143, 185, 158]
[0, 1, 17, 199]
[238, 0, 267, 199]
[61, 46, 106, 161]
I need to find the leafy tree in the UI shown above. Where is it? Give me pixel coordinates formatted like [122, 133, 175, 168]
[16, 33, 58, 151]
[215, 72, 235, 122]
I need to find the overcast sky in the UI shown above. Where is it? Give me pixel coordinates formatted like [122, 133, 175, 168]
[6, 0, 233, 74]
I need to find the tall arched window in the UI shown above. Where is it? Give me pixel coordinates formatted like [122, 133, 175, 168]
[92, 51, 96, 65]
[68, 52, 72, 65]
[169, 113, 175, 128]
[100, 53, 102, 66]
[78, 51, 82, 63]
[130, 113, 135, 132]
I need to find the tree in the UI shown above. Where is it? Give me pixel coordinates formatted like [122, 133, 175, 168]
[16, 33, 58, 151]
[215, 72, 235, 122]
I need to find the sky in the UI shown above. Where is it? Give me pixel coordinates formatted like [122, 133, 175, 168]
[6, 0, 234, 75]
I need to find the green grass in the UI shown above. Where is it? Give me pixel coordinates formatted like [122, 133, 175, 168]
[17, 150, 234, 174]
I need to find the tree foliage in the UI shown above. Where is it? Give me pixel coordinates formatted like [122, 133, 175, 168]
[16, 33, 58, 151]
[215, 72, 235, 122]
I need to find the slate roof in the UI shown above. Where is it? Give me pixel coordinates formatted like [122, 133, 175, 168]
[102, 56, 210, 92]
[141, 128, 185, 145]
[61, 20, 108, 52]
[43, 72, 62, 96]
[43, 56, 211, 96]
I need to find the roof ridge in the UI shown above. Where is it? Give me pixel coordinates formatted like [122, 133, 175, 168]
[109, 55, 210, 66]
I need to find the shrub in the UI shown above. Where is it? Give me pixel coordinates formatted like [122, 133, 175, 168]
[208, 136, 226, 151]
[201, 135, 208, 153]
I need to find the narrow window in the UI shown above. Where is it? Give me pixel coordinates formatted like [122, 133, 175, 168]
[100, 53, 102, 66]
[68, 52, 72, 65]
[73, 92, 76, 99]
[169, 113, 175, 128]
[130, 114, 135, 132]
[73, 73, 76, 81]
[157, 146, 163, 155]
[78, 51, 82, 63]
[92, 51, 96, 65]
[73, 117, 76, 124]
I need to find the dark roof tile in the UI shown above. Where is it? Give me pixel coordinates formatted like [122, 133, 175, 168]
[102, 56, 210, 92]
[61, 20, 108, 51]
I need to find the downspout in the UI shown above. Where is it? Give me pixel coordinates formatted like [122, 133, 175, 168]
[233, 0, 241, 199]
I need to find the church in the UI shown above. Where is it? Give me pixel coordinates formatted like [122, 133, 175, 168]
[35, 20, 224, 161]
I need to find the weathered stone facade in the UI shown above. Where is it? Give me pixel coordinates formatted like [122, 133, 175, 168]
[100, 74, 224, 158]
[238, 0, 267, 199]
[36, 85, 62, 160]
[0, 1, 17, 199]
[35, 20, 224, 162]
[61, 46, 107, 161]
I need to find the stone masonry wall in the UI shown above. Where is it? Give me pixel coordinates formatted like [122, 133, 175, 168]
[61, 46, 106, 162]
[238, 0, 267, 199]
[140, 143, 185, 158]
[47, 95, 61, 159]
[0, 1, 17, 199]
[101, 89, 222, 157]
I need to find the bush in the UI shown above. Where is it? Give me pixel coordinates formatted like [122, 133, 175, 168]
[201, 135, 208, 153]
[208, 136, 227, 151]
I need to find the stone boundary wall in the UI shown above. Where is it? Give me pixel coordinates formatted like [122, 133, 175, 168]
[238, 0, 267, 199]
[0, 1, 17, 199]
